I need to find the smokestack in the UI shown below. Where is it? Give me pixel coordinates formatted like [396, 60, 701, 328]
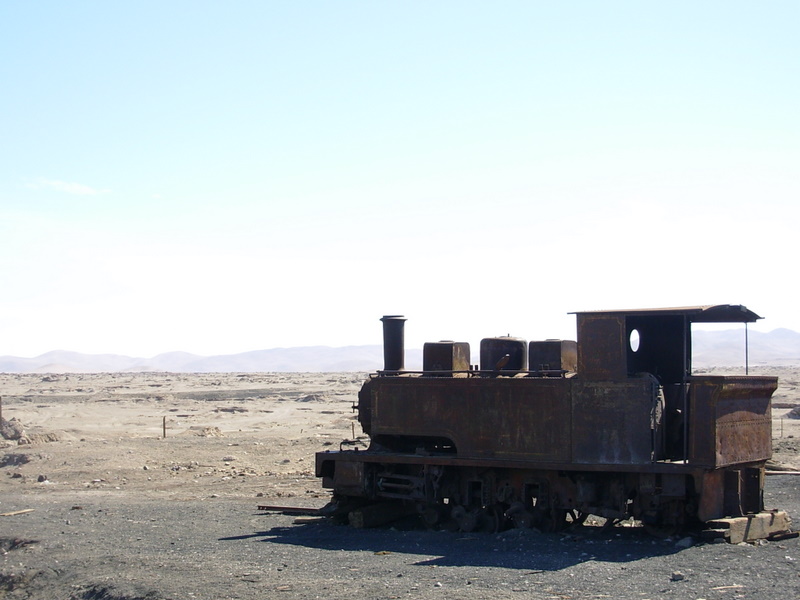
[380, 315, 406, 372]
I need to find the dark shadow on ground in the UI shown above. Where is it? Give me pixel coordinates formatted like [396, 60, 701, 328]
[220, 518, 686, 571]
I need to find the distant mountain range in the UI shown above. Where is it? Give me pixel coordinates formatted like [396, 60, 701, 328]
[1, 329, 799, 373]
[0, 345, 418, 374]
[691, 328, 800, 367]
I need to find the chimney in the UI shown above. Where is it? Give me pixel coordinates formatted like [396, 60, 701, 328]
[380, 315, 406, 372]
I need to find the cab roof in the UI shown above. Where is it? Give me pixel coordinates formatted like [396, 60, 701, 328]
[569, 304, 762, 324]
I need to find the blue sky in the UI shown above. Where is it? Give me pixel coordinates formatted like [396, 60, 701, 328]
[1, 1, 798, 357]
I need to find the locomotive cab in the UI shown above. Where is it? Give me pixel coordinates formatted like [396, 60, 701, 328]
[573, 304, 761, 384]
[573, 305, 774, 461]
[572, 305, 777, 519]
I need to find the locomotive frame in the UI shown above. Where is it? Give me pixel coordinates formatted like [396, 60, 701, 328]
[315, 305, 783, 536]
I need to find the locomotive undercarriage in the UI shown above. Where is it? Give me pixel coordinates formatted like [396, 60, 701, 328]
[321, 457, 705, 535]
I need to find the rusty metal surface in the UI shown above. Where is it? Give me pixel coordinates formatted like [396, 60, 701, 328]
[316, 447, 702, 475]
[370, 376, 571, 462]
[529, 339, 577, 373]
[380, 315, 406, 371]
[575, 314, 627, 380]
[570, 378, 654, 465]
[689, 376, 777, 467]
[330, 460, 366, 496]
[423, 341, 471, 374]
[355, 374, 776, 470]
[479, 337, 528, 372]
[571, 304, 762, 323]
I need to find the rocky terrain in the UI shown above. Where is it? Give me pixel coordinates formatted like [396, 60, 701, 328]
[1, 368, 799, 599]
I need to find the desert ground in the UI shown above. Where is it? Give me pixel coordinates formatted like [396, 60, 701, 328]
[2, 367, 800, 599]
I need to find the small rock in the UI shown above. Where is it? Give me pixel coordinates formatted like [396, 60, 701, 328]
[433, 582, 442, 587]
[1, 417, 26, 441]
[670, 571, 685, 581]
[675, 537, 694, 548]
[37, 475, 48, 483]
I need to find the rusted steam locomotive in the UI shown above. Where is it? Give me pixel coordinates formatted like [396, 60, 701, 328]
[315, 306, 780, 535]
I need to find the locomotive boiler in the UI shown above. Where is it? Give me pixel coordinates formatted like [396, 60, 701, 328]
[315, 305, 785, 537]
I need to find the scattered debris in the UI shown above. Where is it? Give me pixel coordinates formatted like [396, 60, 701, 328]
[0, 509, 35, 517]
[185, 426, 223, 437]
[298, 394, 327, 402]
[0, 453, 30, 468]
[215, 406, 248, 413]
[711, 585, 744, 591]
[19, 432, 60, 445]
[257, 505, 321, 516]
[0, 537, 39, 554]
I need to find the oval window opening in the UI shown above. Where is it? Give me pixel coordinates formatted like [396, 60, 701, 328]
[629, 329, 640, 353]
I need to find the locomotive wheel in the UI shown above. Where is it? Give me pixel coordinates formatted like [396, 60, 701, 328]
[541, 509, 569, 532]
[451, 505, 479, 532]
[480, 504, 506, 533]
[505, 502, 534, 529]
[419, 503, 444, 529]
[643, 500, 685, 538]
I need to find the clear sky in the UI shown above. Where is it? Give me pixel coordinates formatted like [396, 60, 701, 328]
[1, 1, 798, 358]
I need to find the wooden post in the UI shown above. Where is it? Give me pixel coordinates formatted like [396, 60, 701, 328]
[162, 416, 166, 438]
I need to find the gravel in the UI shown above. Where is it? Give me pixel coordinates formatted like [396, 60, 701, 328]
[2, 476, 799, 600]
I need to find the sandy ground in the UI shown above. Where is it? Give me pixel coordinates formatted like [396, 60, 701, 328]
[0, 372, 367, 507]
[1, 368, 800, 599]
